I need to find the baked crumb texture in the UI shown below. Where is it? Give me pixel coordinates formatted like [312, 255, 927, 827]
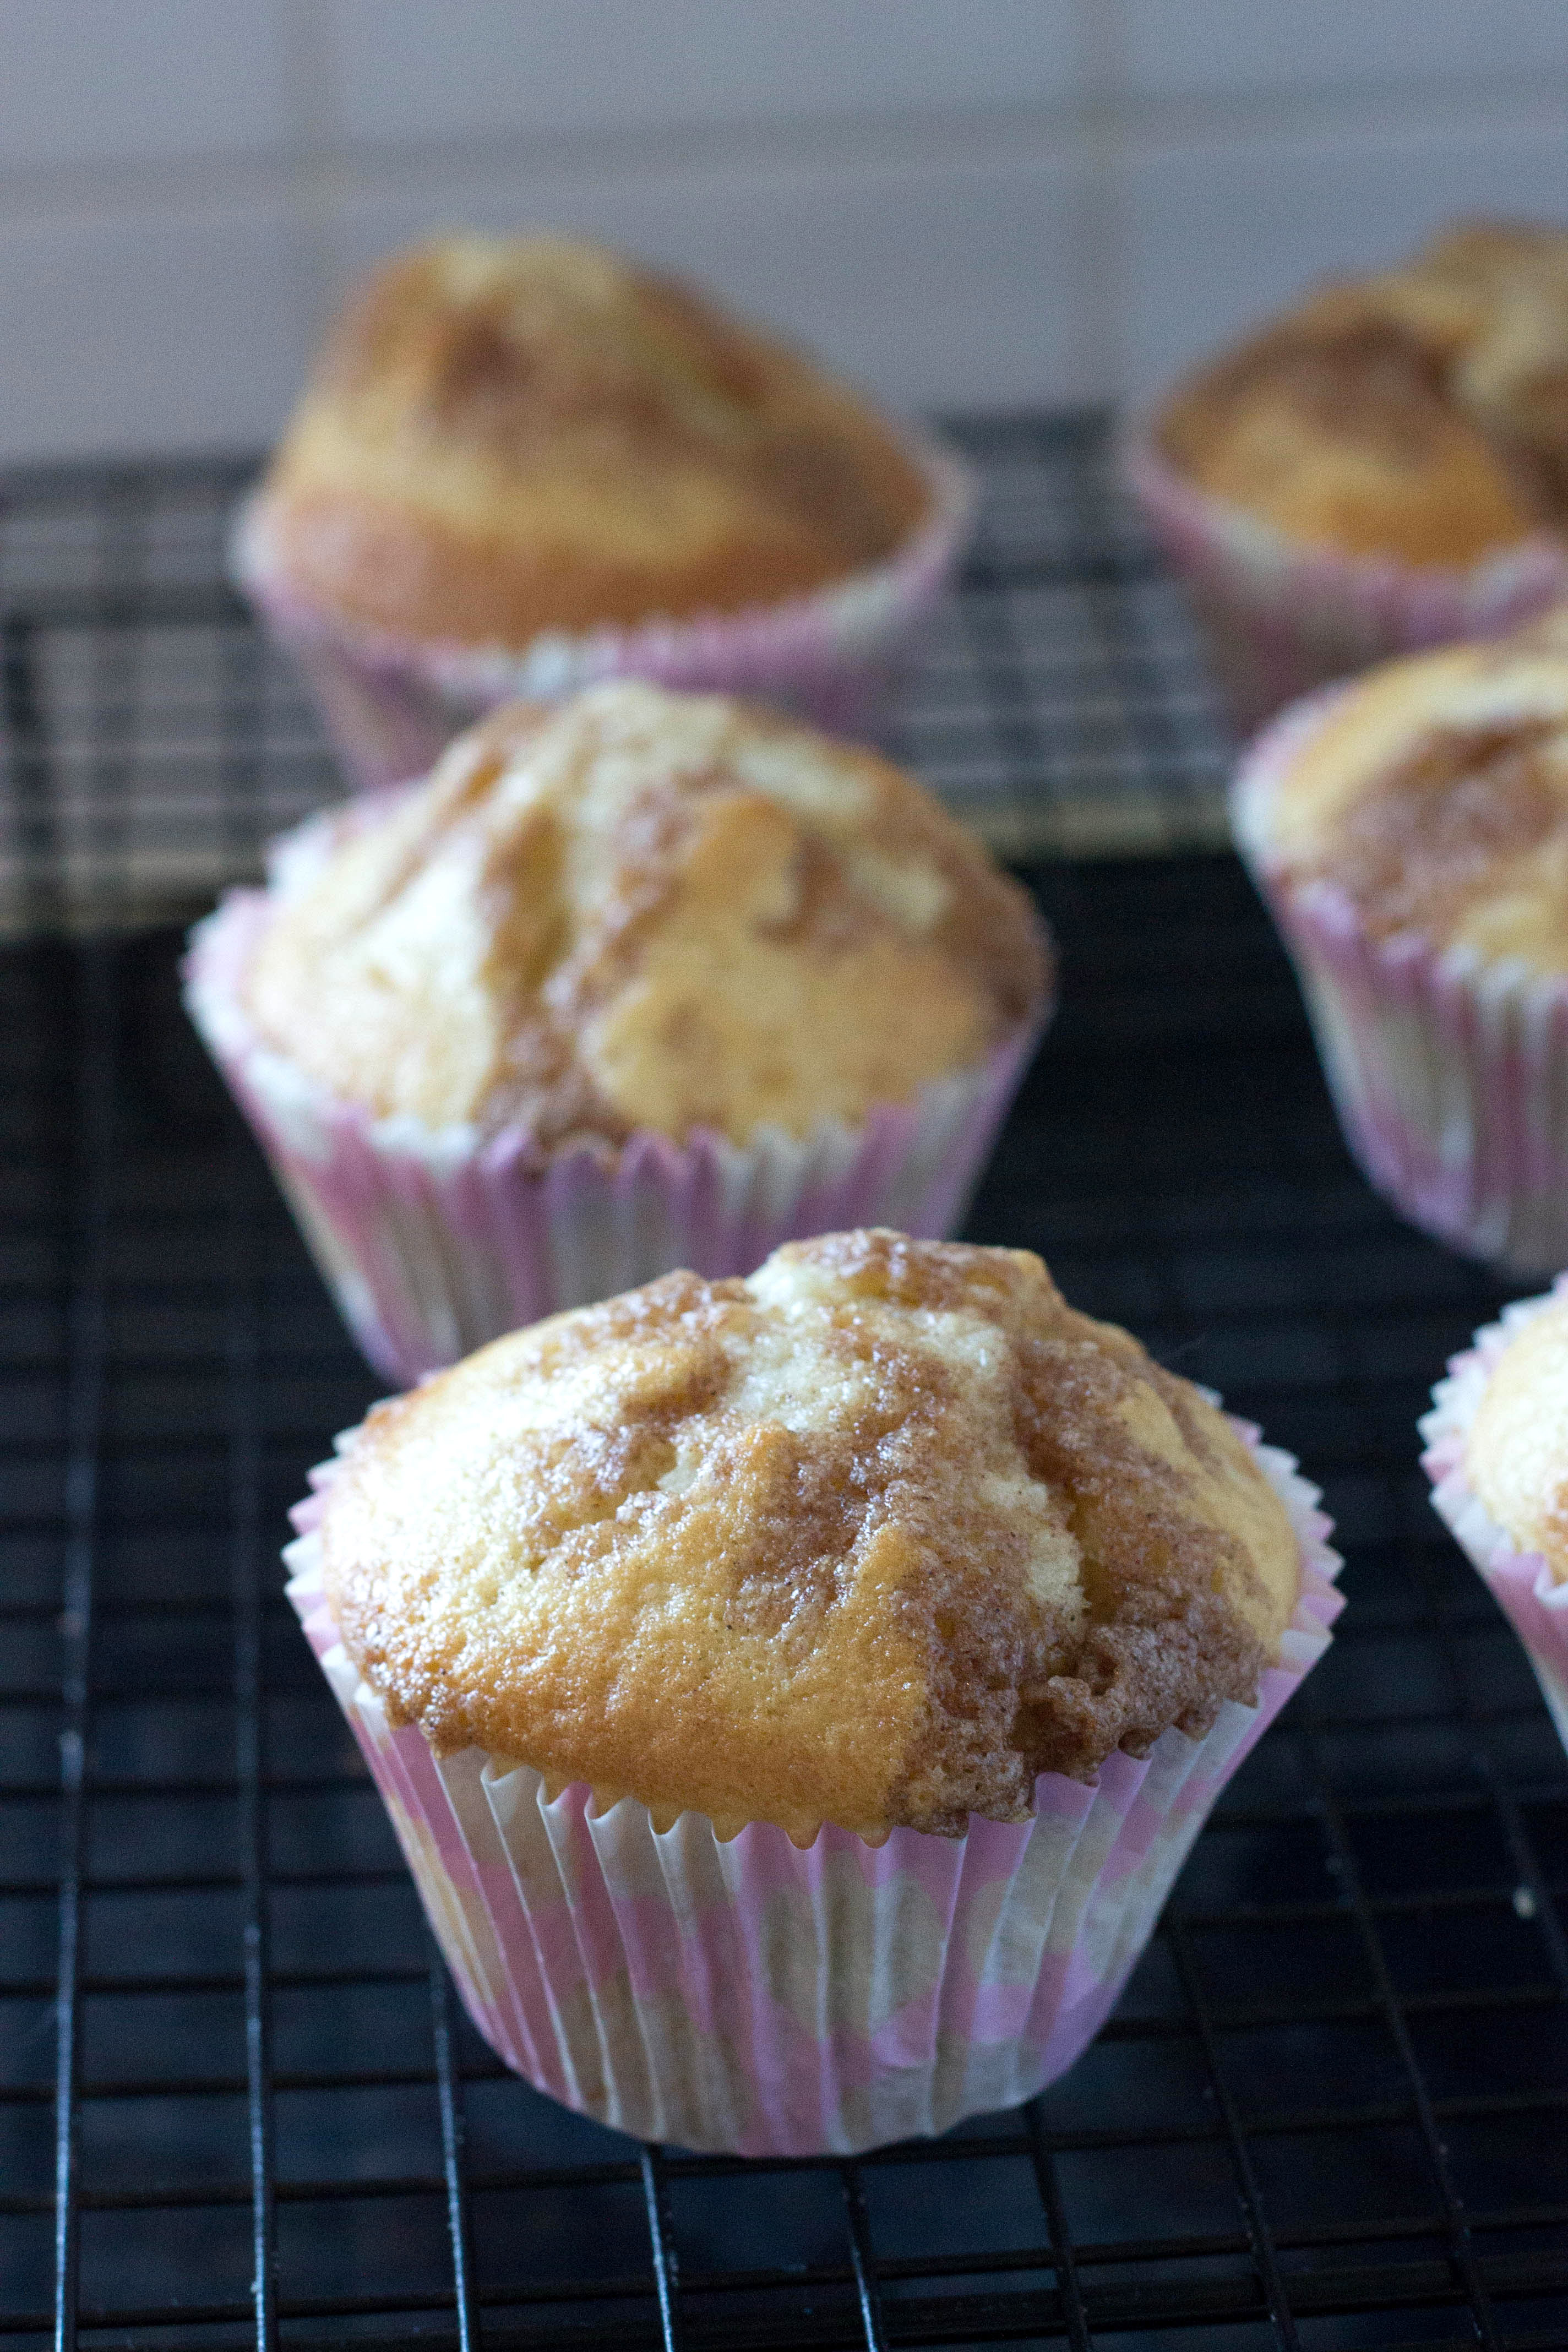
[1467, 1292, 1568, 1585]
[244, 681, 1049, 1147]
[1157, 221, 1568, 568]
[1256, 616, 1568, 968]
[255, 233, 933, 646]
[317, 1231, 1302, 1841]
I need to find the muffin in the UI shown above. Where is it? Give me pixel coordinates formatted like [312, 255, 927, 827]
[285, 1229, 1342, 2153]
[1128, 221, 1568, 729]
[184, 682, 1050, 1381]
[1232, 613, 1568, 1269]
[234, 233, 974, 783]
[1422, 1277, 1568, 1754]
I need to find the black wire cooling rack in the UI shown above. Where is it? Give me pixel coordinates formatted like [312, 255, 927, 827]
[2, 416, 1567, 2352]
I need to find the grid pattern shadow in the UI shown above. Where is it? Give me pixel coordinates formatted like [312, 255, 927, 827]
[0, 415, 1231, 935]
[2, 856, 1567, 2351]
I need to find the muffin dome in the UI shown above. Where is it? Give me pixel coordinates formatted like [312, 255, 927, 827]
[244, 682, 1049, 1148]
[315, 1229, 1302, 1841]
[1239, 618, 1568, 968]
[1466, 1291, 1568, 1583]
[1156, 221, 1568, 569]
[249, 233, 933, 647]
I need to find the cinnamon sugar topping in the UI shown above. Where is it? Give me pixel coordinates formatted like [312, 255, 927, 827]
[243, 683, 1050, 1149]
[254, 234, 934, 647]
[1255, 630, 1568, 969]
[316, 1232, 1301, 1840]
[1156, 220, 1568, 568]
[1325, 722, 1564, 940]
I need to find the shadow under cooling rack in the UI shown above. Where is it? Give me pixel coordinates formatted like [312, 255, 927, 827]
[1, 423, 1566, 2351]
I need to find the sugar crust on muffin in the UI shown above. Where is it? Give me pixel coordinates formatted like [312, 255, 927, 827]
[1156, 221, 1568, 569]
[315, 1231, 1302, 1841]
[1244, 617, 1568, 968]
[243, 682, 1049, 1148]
[1466, 1291, 1568, 1585]
[252, 234, 934, 647]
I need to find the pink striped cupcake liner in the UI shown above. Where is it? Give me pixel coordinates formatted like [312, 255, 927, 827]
[1421, 1281, 1568, 1755]
[1124, 428, 1568, 735]
[183, 813, 1045, 1384]
[232, 433, 976, 790]
[284, 1424, 1341, 2155]
[1232, 684, 1568, 1274]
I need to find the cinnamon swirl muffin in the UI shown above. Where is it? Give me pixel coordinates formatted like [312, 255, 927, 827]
[234, 233, 973, 778]
[285, 1229, 1341, 2152]
[1128, 221, 1568, 726]
[1232, 611, 1568, 1267]
[185, 683, 1050, 1379]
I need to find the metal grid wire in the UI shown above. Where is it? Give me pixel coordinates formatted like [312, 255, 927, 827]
[2, 428, 1568, 2351]
[0, 415, 1231, 934]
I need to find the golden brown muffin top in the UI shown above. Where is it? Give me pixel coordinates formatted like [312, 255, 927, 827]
[1466, 1291, 1568, 1584]
[317, 1231, 1302, 1839]
[1156, 220, 1568, 568]
[252, 233, 933, 646]
[1245, 614, 1568, 967]
[244, 682, 1048, 1148]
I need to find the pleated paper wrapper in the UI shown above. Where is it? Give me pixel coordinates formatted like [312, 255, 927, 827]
[1124, 428, 1568, 735]
[184, 877, 1043, 1385]
[283, 1431, 1341, 2157]
[232, 434, 976, 791]
[1232, 684, 1568, 1275]
[1421, 1281, 1568, 1755]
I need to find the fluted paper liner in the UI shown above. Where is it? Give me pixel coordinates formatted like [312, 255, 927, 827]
[232, 434, 976, 789]
[1124, 428, 1568, 733]
[184, 871, 1042, 1384]
[1233, 684, 1568, 1274]
[282, 1429, 1341, 2155]
[1421, 1281, 1568, 1754]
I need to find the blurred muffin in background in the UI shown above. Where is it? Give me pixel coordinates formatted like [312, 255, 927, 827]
[1127, 222, 1568, 729]
[1231, 604, 1568, 1270]
[234, 233, 973, 783]
[184, 680, 1050, 1381]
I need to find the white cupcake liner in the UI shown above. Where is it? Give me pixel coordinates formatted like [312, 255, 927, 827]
[283, 1424, 1341, 2155]
[1232, 684, 1568, 1274]
[1420, 1281, 1568, 1753]
[1124, 427, 1568, 734]
[232, 433, 976, 789]
[183, 814, 1045, 1383]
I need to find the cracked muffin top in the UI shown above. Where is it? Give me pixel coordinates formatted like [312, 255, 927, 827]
[314, 1229, 1302, 1841]
[1155, 221, 1568, 569]
[1237, 612, 1568, 968]
[248, 233, 934, 647]
[243, 682, 1049, 1150]
[1466, 1292, 1568, 1585]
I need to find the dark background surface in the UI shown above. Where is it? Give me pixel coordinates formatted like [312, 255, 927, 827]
[1, 429, 1566, 2349]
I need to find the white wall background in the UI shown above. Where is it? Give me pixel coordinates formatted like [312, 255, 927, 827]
[1, 0, 1566, 463]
